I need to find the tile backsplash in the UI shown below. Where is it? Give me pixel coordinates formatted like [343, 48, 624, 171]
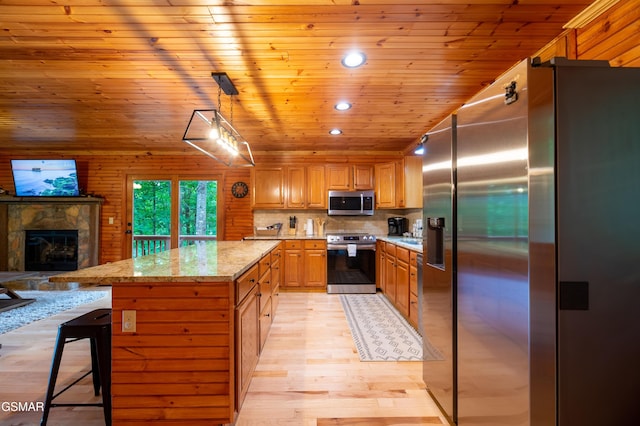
[253, 208, 421, 237]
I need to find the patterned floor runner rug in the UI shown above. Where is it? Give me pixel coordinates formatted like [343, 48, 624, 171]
[340, 293, 436, 362]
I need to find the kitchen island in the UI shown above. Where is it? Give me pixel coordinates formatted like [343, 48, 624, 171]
[49, 239, 281, 426]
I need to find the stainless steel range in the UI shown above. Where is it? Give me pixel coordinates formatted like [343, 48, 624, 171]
[326, 233, 376, 294]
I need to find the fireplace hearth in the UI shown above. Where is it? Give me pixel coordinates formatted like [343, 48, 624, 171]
[25, 230, 78, 271]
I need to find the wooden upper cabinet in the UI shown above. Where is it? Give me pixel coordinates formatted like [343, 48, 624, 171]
[326, 164, 374, 191]
[252, 166, 285, 208]
[287, 166, 305, 208]
[306, 165, 326, 209]
[253, 165, 326, 210]
[403, 156, 422, 209]
[353, 165, 374, 190]
[374, 157, 422, 209]
[375, 162, 396, 208]
[326, 164, 351, 190]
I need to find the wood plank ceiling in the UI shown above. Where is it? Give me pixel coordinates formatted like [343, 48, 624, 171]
[0, 0, 593, 157]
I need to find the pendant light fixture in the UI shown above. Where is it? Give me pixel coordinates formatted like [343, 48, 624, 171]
[182, 72, 255, 167]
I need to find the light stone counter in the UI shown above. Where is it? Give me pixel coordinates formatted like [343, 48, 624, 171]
[377, 236, 424, 253]
[48, 240, 280, 284]
[244, 235, 326, 241]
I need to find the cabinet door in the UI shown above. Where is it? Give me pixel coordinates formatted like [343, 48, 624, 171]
[404, 156, 423, 208]
[395, 259, 410, 317]
[375, 162, 396, 208]
[326, 164, 351, 190]
[409, 262, 418, 328]
[385, 254, 397, 303]
[395, 159, 406, 208]
[283, 249, 303, 287]
[376, 241, 386, 292]
[306, 165, 326, 208]
[259, 296, 273, 351]
[236, 285, 259, 409]
[353, 165, 374, 190]
[252, 167, 285, 208]
[287, 166, 305, 208]
[304, 249, 327, 287]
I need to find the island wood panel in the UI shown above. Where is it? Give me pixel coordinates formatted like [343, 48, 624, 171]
[111, 281, 236, 425]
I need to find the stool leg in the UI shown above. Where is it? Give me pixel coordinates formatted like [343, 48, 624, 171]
[96, 326, 112, 426]
[41, 328, 67, 426]
[90, 337, 101, 396]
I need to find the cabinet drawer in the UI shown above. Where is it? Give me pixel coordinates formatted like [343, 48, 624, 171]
[259, 255, 271, 277]
[396, 246, 410, 263]
[271, 244, 283, 261]
[410, 250, 418, 267]
[236, 263, 259, 304]
[259, 269, 272, 312]
[304, 240, 326, 249]
[410, 267, 418, 296]
[385, 243, 396, 257]
[285, 240, 302, 249]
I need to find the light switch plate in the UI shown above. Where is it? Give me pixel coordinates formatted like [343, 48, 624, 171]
[122, 310, 136, 332]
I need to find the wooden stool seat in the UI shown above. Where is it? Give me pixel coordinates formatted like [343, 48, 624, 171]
[41, 308, 112, 426]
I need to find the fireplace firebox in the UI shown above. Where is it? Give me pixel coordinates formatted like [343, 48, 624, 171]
[25, 230, 79, 271]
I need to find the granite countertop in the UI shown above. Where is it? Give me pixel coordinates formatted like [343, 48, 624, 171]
[49, 240, 280, 284]
[377, 236, 424, 253]
[244, 235, 326, 241]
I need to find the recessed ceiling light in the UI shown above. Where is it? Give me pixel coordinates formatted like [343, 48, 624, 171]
[329, 129, 342, 135]
[341, 51, 366, 68]
[335, 102, 352, 111]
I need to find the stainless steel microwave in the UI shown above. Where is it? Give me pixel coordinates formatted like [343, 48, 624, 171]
[327, 190, 375, 216]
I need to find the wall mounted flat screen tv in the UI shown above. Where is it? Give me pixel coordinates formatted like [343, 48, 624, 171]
[11, 159, 80, 197]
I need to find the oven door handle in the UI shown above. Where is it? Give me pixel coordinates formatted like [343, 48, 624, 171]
[327, 244, 376, 251]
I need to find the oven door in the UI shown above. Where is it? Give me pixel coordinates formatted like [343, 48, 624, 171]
[326, 244, 376, 294]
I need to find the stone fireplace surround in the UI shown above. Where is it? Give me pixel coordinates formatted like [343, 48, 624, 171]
[0, 197, 103, 271]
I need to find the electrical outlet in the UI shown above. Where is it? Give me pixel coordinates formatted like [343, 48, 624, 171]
[122, 310, 136, 332]
[108, 217, 114, 224]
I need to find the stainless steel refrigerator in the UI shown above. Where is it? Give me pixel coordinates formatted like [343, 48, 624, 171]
[422, 57, 640, 425]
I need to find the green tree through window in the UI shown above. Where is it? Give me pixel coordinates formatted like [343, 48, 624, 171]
[132, 179, 217, 256]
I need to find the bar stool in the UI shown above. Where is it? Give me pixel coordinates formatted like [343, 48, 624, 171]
[41, 308, 112, 426]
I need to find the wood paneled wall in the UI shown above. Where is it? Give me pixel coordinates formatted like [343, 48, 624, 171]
[535, 0, 640, 66]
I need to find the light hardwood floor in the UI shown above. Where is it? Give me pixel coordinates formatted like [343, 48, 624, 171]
[0, 289, 447, 425]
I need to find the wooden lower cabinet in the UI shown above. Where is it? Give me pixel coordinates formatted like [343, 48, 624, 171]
[379, 241, 420, 330]
[376, 241, 386, 293]
[283, 240, 304, 287]
[395, 247, 410, 317]
[303, 240, 327, 288]
[236, 283, 260, 410]
[408, 251, 419, 329]
[283, 239, 327, 290]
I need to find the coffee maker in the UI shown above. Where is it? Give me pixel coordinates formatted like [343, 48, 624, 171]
[388, 217, 408, 236]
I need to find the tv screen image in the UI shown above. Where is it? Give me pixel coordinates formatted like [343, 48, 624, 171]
[11, 159, 80, 197]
